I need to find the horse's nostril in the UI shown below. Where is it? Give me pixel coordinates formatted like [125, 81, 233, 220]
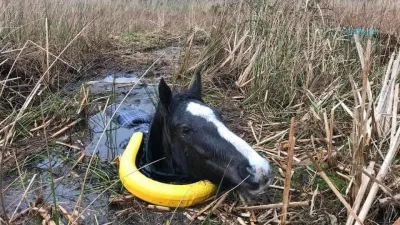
[246, 166, 256, 176]
[244, 165, 271, 186]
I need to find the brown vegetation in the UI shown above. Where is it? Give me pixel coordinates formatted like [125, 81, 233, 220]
[1, 0, 400, 224]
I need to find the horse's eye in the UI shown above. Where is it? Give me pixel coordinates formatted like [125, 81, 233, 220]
[181, 126, 191, 136]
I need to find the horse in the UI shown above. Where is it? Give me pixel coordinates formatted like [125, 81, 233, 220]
[139, 71, 273, 197]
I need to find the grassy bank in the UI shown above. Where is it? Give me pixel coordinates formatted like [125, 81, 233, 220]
[1, 0, 400, 224]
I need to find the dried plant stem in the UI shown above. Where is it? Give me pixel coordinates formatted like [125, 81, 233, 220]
[281, 117, 295, 225]
[45, 18, 50, 83]
[9, 174, 37, 222]
[50, 118, 83, 138]
[346, 161, 375, 225]
[307, 152, 363, 225]
[379, 194, 400, 205]
[355, 88, 400, 225]
[328, 109, 336, 167]
[236, 201, 309, 210]
[188, 192, 229, 221]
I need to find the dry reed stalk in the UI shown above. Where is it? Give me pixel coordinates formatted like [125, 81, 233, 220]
[249, 121, 260, 143]
[255, 129, 288, 146]
[70, 152, 86, 171]
[346, 161, 375, 225]
[306, 151, 364, 224]
[50, 118, 83, 138]
[238, 193, 256, 225]
[324, 108, 336, 167]
[54, 141, 81, 150]
[108, 193, 134, 203]
[77, 85, 89, 115]
[211, 192, 229, 212]
[30, 117, 55, 132]
[236, 42, 263, 87]
[349, 36, 371, 206]
[281, 117, 295, 225]
[309, 185, 318, 216]
[379, 194, 400, 205]
[147, 205, 170, 211]
[269, 184, 297, 192]
[45, 18, 50, 83]
[25, 40, 77, 70]
[280, 135, 342, 144]
[355, 86, 400, 225]
[9, 174, 37, 222]
[219, 29, 250, 70]
[236, 201, 309, 210]
[188, 192, 229, 221]
[391, 83, 399, 140]
[0, 77, 20, 84]
[328, 109, 336, 166]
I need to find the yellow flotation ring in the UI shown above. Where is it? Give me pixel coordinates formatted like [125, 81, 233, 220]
[119, 132, 217, 208]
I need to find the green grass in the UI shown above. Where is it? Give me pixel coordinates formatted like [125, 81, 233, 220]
[291, 165, 348, 193]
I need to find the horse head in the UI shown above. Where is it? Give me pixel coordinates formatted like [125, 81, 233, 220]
[146, 72, 273, 196]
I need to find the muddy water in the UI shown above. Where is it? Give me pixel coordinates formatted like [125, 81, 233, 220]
[2, 153, 113, 224]
[2, 71, 160, 224]
[85, 72, 158, 161]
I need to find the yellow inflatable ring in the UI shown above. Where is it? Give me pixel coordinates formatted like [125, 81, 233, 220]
[119, 132, 217, 208]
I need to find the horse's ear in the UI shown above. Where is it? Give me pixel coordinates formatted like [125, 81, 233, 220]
[189, 70, 201, 98]
[158, 77, 172, 110]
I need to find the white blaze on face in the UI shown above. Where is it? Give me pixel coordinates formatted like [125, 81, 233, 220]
[186, 101, 271, 182]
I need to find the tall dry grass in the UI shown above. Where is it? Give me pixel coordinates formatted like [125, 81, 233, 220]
[193, 0, 400, 223]
[0, 0, 218, 53]
[0, 0, 220, 137]
[1, 0, 400, 224]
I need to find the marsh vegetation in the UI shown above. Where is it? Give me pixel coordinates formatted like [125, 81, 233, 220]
[1, 0, 400, 224]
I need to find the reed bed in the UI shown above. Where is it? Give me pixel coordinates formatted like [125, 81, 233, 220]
[1, 0, 400, 224]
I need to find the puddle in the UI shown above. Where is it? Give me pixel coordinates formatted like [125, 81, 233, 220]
[85, 71, 158, 162]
